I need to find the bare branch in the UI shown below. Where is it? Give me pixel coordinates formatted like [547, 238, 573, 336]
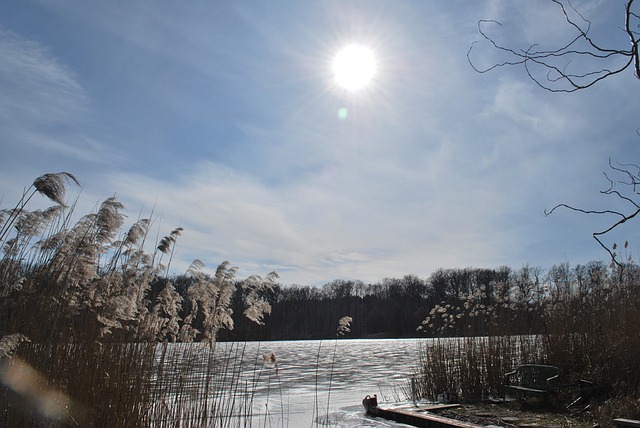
[546, 160, 640, 268]
[544, 203, 626, 219]
[468, 0, 639, 92]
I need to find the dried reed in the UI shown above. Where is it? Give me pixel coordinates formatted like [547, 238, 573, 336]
[414, 261, 640, 414]
[0, 173, 280, 427]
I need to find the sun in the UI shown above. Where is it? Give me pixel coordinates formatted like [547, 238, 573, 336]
[332, 44, 376, 92]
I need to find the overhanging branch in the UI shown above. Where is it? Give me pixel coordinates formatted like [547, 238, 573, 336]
[545, 159, 640, 268]
[468, 0, 639, 92]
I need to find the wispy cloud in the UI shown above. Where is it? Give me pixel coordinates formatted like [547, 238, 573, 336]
[2, 1, 640, 284]
[0, 27, 86, 126]
[0, 26, 121, 198]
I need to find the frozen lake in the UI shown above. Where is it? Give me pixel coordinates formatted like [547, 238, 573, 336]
[158, 338, 426, 427]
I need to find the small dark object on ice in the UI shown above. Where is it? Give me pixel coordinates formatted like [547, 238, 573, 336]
[362, 394, 378, 412]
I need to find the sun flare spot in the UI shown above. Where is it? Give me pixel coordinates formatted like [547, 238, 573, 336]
[332, 45, 376, 92]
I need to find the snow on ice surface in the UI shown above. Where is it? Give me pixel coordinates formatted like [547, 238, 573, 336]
[161, 338, 424, 427]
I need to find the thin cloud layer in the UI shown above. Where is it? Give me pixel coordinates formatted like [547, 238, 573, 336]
[2, 1, 640, 285]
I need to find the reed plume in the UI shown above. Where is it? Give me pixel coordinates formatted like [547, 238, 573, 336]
[242, 271, 279, 325]
[33, 172, 80, 206]
[0, 333, 30, 358]
[0, 172, 79, 246]
[336, 316, 352, 336]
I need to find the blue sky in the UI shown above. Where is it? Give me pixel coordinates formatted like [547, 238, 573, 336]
[2, 0, 640, 285]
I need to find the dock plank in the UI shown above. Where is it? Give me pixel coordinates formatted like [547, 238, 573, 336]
[367, 405, 483, 428]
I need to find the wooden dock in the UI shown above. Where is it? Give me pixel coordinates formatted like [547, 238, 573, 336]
[365, 403, 483, 428]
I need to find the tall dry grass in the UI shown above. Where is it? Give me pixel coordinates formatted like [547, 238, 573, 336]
[0, 172, 278, 427]
[542, 260, 640, 394]
[414, 335, 543, 402]
[414, 260, 640, 415]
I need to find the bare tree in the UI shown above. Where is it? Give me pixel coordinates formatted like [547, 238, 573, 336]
[468, 0, 640, 92]
[545, 159, 640, 267]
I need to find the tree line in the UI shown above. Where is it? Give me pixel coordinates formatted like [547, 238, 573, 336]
[197, 260, 612, 341]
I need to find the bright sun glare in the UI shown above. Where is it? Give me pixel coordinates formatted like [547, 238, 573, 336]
[332, 45, 376, 92]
